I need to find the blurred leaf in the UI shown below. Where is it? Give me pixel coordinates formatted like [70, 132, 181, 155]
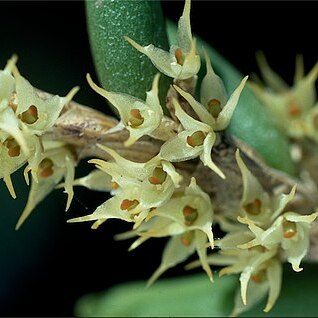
[167, 21, 295, 176]
[75, 273, 238, 317]
[85, 0, 171, 108]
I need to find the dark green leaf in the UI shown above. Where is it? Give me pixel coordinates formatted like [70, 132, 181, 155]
[85, 0, 171, 107]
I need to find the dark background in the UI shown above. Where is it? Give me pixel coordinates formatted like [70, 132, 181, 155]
[0, 1, 317, 316]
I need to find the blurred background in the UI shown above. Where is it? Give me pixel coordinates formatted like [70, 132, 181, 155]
[0, 1, 317, 315]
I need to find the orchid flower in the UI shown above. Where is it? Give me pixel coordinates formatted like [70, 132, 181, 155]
[87, 73, 163, 146]
[125, 0, 200, 80]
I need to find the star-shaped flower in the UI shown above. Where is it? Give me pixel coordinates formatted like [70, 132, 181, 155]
[159, 98, 224, 178]
[0, 57, 78, 197]
[87, 73, 163, 146]
[125, 0, 200, 80]
[198, 231, 282, 314]
[236, 149, 296, 227]
[250, 52, 318, 139]
[16, 142, 76, 229]
[68, 145, 182, 229]
[130, 178, 215, 283]
[238, 211, 318, 272]
[174, 50, 248, 131]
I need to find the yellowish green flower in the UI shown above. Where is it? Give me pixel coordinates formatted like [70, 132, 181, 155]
[16, 141, 76, 229]
[147, 230, 212, 286]
[159, 98, 225, 178]
[186, 149, 317, 314]
[0, 56, 78, 198]
[87, 73, 164, 146]
[187, 224, 282, 314]
[222, 248, 282, 315]
[158, 55, 247, 179]
[123, 177, 214, 284]
[146, 178, 214, 245]
[68, 184, 145, 229]
[125, 0, 200, 80]
[250, 52, 318, 140]
[0, 57, 28, 195]
[13, 67, 78, 136]
[0, 109, 29, 197]
[71, 169, 113, 193]
[91, 145, 182, 207]
[174, 50, 248, 131]
[238, 211, 318, 272]
[68, 145, 182, 229]
[236, 149, 296, 227]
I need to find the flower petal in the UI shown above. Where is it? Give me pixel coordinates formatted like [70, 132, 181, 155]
[69, 169, 112, 192]
[67, 194, 135, 225]
[174, 84, 214, 126]
[200, 131, 224, 178]
[239, 249, 277, 305]
[15, 162, 65, 230]
[200, 48, 227, 110]
[125, 37, 177, 78]
[87, 73, 162, 146]
[264, 259, 282, 312]
[216, 76, 248, 131]
[176, 0, 192, 52]
[256, 51, 289, 92]
[194, 230, 213, 282]
[159, 130, 203, 162]
[147, 234, 196, 287]
[14, 69, 78, 135]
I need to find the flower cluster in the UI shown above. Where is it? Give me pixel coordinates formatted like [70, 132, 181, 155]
[197, 150, 318, 314]
[66, 0, 317, 314]
[69, 0, 246, 283]
[250, 52, 318, 141]
[2, 0, 318, 315]
[0, 56, 78, 228]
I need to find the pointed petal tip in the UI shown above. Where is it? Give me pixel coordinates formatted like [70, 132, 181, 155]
[15, 219, 23, 231]
[4, 176, 17, 199]
[292, 264, 303, 272]
[15, 209, 29, 230]
[307, 61, 318, 83]
[124, 36, 145, 53]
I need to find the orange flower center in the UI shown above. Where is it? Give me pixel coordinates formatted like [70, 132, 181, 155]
[39, 158, 54, 178]
[120, 199, 139, 211]
[128, 109, 144, 128]
[283, 220, 297, 239]
[175, 48, 184, 65]
[187, 131, 206, 147]
[244, 198, 262, 215]
[207, 99, 222, 118]
[111, 181, 119, 190]
[183, 205, 198, 226]
[4, 138, 20, 157]
[288, 101, 301, 117]
[251, 269, 266, 284]
[180, 231, 194, 246]
[148, 167, 167, 185]
[20, 105, 38, 124]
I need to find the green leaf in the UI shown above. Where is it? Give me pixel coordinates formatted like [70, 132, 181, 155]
[85, 0, 171, 106]
[167, 21, 295, 176]
[75, 273, 238, 317]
